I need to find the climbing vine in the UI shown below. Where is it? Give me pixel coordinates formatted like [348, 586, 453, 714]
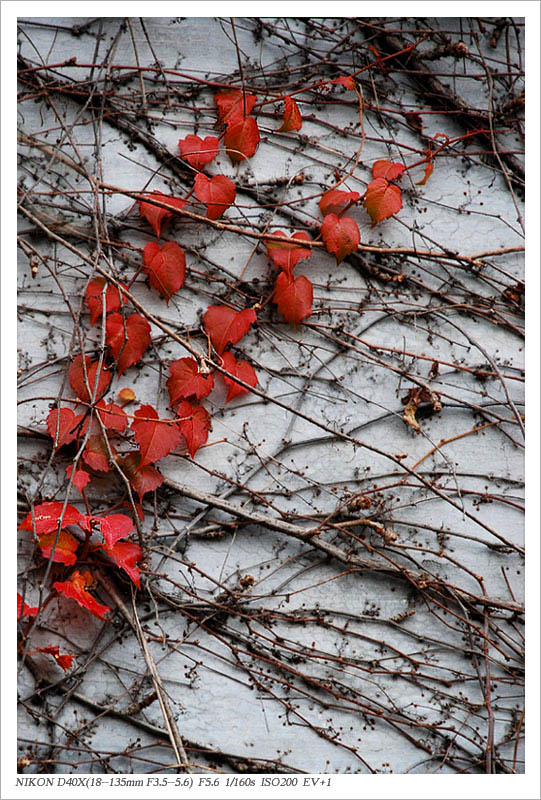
[17, 16, 524, 776]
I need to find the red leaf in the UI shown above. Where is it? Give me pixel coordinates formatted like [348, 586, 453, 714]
[319, 188, 361, 217]
[94, 513, 133, 550]
[273, 272, 313, 329]
[142, 241, 186, 303]
[46, 408, 84, 450]
[38, 530, 79, 566]
[167, 357, 214, 405]
[69, 355, 111, 404]
[53, 570, 110, 620]
[94, 400, 128, 433]
[220, 351, 258, 402]
[265, 231, 312, 276]
[117, 387, 136, 407]
[363, 178, 402, 225]
[330, 75, 356, 90]
[83, 434, 115, 473]
[215, 88, 257, 125]
[106, 313, 151, 376]
[224, 116, 260, 164]
[131, 405, 182, 467]
[278, 96, 302, 132]
[108, 541, 142, 588]
[371, 160, 406, 181]
[120, 452, 163, 501]
[17, 593, 38, 618]
[193, 173, 236, 221]
[32, 645, 75, 671]
[66, 465, 91, 493]
[178, 134, 219, 170]
[19, 502, 87, 535]
[81, 399, 128, 437]
[84, 278, 126, 326]
[416, 160, 434, 186]
[320, 214, 360, 263]
[177, 400, 211, 458]
[203, 305, 257, 355]
[138, 191, 186, 238]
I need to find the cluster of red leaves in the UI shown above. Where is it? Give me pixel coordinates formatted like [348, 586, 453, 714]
[363, 160, 405, 225]
[162, 304, 259, 442]
[215, 88, 260, 164]
[19, 502, 143, 613]
[319, 187, 361, 264]
[23, 75, 438, 651]
[265, 232, 314, 328]
[65, 119, 260, 513]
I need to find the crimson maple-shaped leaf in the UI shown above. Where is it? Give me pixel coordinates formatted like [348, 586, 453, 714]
[363, 178, 402, 225]
[224, 117, 260, 164]
[84, 277, 126, 326]
[142, 241, 186, 303]
[178, 134, 219, 170]
[66, 465, 91, 493]
[106, 313, 151, 376]
[94, 513, 133, 550]
[177, 400, 211, 458]
[120, 452, 163, 501]
[53, 570, 110, 620]
[46, 407, 84, 450]
[265, 231, 312, 276]
[32, 645, 75, 671]
[138, 191, 186, 238]
[19, 501, 87, 535]
[131, 405, 182, 467]
[371, 160, 406, 182]
[220, 351, 258, 402]
[193, 173, 236, 221]
[330, 75, 356, 90]
[320, 214, 360, 263]
[319, 188, 361, 217]
[215, 88, 257, 125]
[17, 593, 38, 618]
[203, 305, 257, 355]
[277, 96, 302, 132]
[167, 357, 214, 405]
[83, 434, 114, 473]
[273, 272, 313, 329]
[69, 355, 111, 404]
[108, 541, 142, 588]
[38, 530, 79, 566]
